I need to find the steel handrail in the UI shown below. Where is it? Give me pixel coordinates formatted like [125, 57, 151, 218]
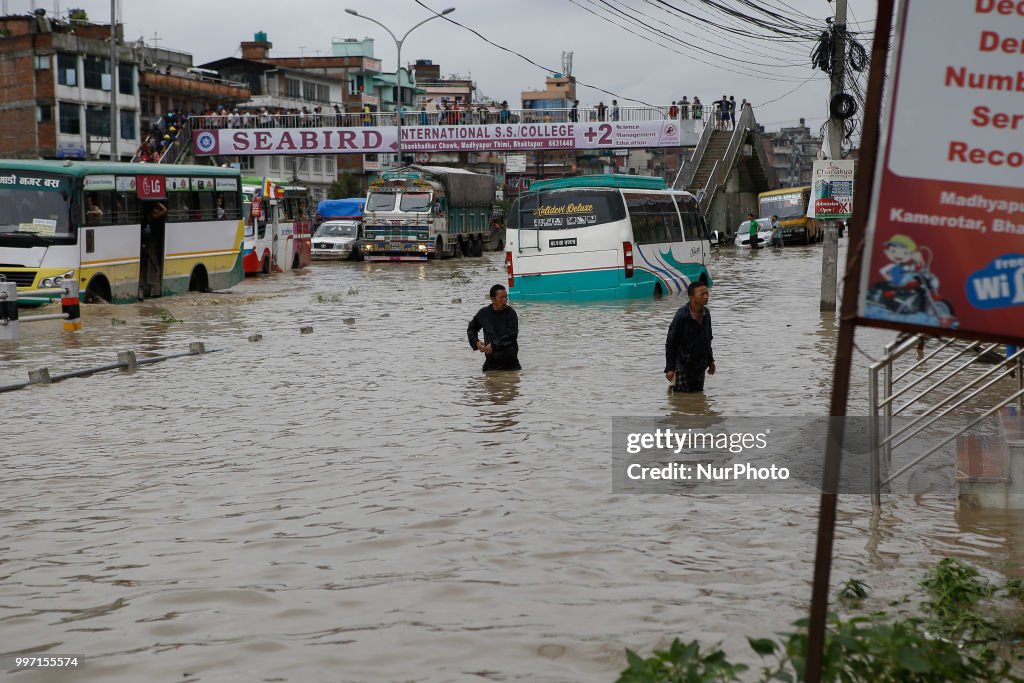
[879, 340, 981, 409]
[885, 362, 1018, 450]
[882, 386, 1024, 488]
[891, 343, 1002, 415]
[891, 337, 959, 383]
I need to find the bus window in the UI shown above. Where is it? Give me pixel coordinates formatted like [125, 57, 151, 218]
[626, 193, 682, 244]
[222, 191, 240, 220]
[114, 192, 139, 225]
[196, 191, 215, 220]
[165, 192, 190, 222]
[510, 189, 624, 231]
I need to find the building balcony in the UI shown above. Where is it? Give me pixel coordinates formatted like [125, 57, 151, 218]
[140, 70, 250, 102]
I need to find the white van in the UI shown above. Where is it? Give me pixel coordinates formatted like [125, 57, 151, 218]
[734, 219, 773, 249]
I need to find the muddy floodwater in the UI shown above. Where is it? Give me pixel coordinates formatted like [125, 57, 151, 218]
[3, 243, 1022, 682]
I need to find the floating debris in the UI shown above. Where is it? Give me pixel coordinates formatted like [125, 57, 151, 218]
[248, 334, 263, 342]
[452, 298, 462, 304]
[300, 326, 314, 334]
[343, 318, 355, 325]
[111, 318, 126, 326]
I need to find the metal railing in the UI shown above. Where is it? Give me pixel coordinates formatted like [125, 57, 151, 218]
[187, 104, 712, 130]
[867, 334, 1024, 506]
[674, 109, 716, 190]
[0, 281, 82, 340]
[695, 103, 755, 215]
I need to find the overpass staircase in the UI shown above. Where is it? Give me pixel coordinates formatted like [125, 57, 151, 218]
[673, 104, 777, 217]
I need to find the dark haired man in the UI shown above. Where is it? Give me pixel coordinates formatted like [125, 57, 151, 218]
[468, 284, 521, 371]
[664, 281, 715, 392]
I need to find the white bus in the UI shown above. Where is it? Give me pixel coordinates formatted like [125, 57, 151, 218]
[504, 175, 712, 300]
[0, 161, 244, 304]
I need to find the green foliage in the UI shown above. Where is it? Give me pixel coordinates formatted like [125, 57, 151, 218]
[615, 639, 748, 683]
[327, 172, 363, 200]
[838, 578, 869, 602]
[67, 8, 89, 22]
[154, 309, 182, 323]
[919, 558, 998, 642]
[618, 560, 1024, 683]
[312, 293, 342, 304]
[110, 317, 126, 326]
[346, 287, 360, 296]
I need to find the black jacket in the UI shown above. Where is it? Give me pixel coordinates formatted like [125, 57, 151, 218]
[468, 305, 519, 354]
[665, 303, 714, 373]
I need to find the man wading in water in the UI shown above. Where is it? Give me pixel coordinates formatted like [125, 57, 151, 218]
[467, 284, 521, 371]
[664, 281, 715, 392]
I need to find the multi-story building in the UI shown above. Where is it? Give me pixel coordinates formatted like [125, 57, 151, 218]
[762, 118, 822, 187]
[0, 11, 249, 161]
[0, 11, 140, 160]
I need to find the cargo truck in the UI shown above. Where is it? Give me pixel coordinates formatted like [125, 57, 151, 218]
[362, 165, 495, 261]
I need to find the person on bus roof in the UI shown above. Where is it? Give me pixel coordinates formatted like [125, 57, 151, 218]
[467, 284, 521, 372]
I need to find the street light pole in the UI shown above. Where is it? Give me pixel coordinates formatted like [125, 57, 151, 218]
[345, 7, 455, 168]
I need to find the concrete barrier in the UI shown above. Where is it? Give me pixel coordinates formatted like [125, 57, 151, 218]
[0, 281, 81, 340]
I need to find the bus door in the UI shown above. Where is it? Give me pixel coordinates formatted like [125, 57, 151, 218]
[268, 199, 282, 271]
[140, 201, 166, 298]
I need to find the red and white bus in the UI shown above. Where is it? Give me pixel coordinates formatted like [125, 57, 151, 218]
[241, 177, 312, 274]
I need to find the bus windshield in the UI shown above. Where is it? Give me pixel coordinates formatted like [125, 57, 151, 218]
[399, 192, 432, 212]
[509, 188, 626, 230]
[0, 172, 72, 242]
[366, 192, 396, 211]
[759, 190, 807, 221]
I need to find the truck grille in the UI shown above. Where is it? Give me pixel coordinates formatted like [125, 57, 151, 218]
[0, 270, 37, 287]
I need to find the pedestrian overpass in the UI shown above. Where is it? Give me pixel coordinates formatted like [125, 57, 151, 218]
[150, 104, 777, 227]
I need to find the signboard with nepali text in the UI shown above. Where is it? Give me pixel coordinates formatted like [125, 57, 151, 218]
[191, 120, 681, 156]
[857, 0, 1024, 341]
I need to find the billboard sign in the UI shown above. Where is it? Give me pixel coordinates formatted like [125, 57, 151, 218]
[810, 160, 854, 220]
[857, 0, 1024, 341]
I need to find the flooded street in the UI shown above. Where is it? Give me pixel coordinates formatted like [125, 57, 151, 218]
[3, 243, 1022, 682]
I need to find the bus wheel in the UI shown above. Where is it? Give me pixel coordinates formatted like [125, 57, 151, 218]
[83, 275, 111, 304]
[653, 282, 664, 299]
[189, 265, 209, 293]
[262, 251, 271, 274]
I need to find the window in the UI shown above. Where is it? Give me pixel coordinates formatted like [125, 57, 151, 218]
[624, 193, 683, 244]
[316, 84, 330, 102]
[366, 192, 396, 211]
[325, 158, 335, 174]
[400, 193, 431, 212]
[119, 110, 136, 140]
[285, 77, 301, 99]
[269, 156, 280, 171]
[58, 101, 81, 134]
[674, 195, 703, 241]
[57, 53, 77, 86]
[508, 189, 626, 230]
[37, 105, 53, 123]
[34, 55, 50, 70]
[83, 56, 110, 90]
[118, 63, 134, 95]
[302, 81, 316, 101]
[312, 157, 322, 173]
[86, 106, 111, 137]
[238, 156, 255, 170]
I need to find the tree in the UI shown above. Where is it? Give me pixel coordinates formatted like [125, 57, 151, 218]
[327, 172, 363, 199]
[67, 8, 89, 23]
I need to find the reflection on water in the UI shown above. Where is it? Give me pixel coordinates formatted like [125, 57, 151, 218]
[1, 244, 1021, 681]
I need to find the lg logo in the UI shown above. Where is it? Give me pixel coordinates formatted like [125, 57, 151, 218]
[195, 131, 216, 153]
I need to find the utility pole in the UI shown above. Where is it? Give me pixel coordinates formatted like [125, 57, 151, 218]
[819, 0, 847, 312]
[108, 0, 118, 161]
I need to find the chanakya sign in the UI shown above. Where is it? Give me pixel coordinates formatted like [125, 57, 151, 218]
[810, 160, 854, 220]
[858, 0, 1024, 341]
[191, 120, 681, 156]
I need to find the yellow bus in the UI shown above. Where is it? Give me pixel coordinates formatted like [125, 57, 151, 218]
[757, 186, 820, 244]
[0, 161, 244, 304]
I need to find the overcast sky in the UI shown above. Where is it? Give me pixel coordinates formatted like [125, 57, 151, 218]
[17, 0, 878, 134]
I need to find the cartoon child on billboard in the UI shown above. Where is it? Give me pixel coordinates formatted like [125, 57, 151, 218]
[868, 234, 957, 328]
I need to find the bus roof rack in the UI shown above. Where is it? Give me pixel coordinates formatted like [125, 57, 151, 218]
[528, 174, 667, 192]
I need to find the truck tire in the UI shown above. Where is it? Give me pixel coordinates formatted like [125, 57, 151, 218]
[472, 237, 483, 257]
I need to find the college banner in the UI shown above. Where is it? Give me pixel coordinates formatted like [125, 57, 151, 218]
[858, 0, 1024, 341]
[191, 120, 681, 156]
[810, 160, 854, 220]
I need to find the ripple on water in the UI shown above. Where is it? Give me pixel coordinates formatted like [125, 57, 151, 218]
[2, 249, 1022, 680]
